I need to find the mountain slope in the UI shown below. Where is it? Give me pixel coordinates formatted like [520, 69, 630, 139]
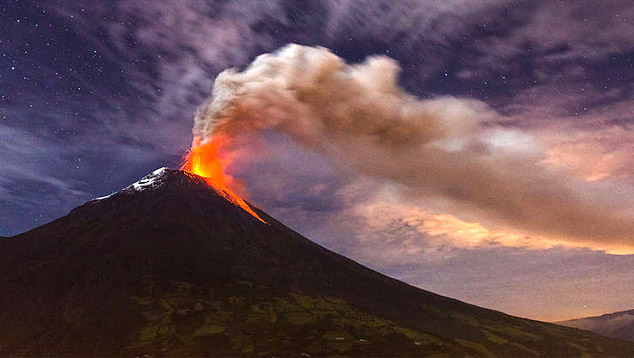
[1, 168, 633, 357]
[558, 310, 634, 343]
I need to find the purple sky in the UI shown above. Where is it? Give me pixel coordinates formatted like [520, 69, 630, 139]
[2, 0, 634, 321]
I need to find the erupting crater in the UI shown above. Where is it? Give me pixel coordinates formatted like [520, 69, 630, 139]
[182, 136, 266, 223]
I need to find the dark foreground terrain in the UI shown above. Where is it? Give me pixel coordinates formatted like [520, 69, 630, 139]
[1, 168, 633, 357]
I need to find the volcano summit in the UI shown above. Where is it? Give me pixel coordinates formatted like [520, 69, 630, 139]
[0, 168, 632, 356]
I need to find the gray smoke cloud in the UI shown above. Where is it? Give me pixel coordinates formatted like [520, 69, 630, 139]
[193, 44, 634, 251]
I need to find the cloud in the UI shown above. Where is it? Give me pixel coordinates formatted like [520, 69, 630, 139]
[193, 44, 634, 252]
[355, 199, 634, 255]
[0, 125, 90, 233]
[525, 1, 634, 61]
[496, 83, 634, 185]
[540, 126, 634, 184]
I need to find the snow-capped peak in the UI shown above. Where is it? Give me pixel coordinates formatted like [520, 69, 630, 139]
[128, 167, 170, 192]
[92, 167, 171, 201]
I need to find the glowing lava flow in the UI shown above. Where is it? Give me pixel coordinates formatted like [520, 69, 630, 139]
[182, 136, 266, 223]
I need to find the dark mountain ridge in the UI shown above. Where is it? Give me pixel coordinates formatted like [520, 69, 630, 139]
[1, 168, 633, 356]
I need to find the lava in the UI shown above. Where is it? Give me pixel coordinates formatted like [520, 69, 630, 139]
[182, 135, 266, 223]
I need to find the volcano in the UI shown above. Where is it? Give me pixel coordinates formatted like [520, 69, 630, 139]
[1, 168, 633, 357]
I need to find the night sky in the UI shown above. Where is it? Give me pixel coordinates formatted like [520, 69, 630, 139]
[2, 0, 634, 321]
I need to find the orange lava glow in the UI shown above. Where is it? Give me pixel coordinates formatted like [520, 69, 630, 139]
[182, 136, 266, 223]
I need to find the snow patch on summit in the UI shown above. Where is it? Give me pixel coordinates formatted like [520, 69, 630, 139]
[129, 167, 169, 192]
[91, 167, 170, 201]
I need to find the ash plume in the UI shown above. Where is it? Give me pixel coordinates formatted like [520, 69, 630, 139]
[192, 44, 634, 252]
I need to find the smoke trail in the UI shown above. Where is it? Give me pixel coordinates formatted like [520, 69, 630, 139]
[192, 44, 634, 251]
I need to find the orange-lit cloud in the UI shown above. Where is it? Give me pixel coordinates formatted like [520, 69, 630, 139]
[539, 126, 634, 183]
[355, 199, 634, 255]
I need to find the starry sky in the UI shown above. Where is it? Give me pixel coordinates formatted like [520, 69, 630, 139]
[2, 0, 634, 321]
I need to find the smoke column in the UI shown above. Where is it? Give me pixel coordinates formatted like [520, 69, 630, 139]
[192, 44, 634, 251]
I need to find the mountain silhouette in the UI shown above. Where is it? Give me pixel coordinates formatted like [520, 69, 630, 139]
[1, 168, 633, 357]
[559, 309, 634, 343]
